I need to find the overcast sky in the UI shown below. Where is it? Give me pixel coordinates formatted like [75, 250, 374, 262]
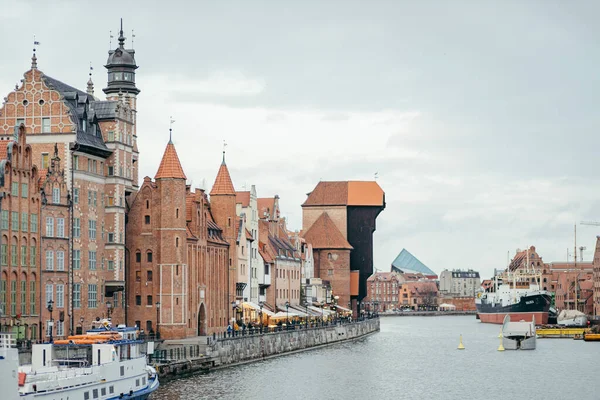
[1, 0, 599, 278]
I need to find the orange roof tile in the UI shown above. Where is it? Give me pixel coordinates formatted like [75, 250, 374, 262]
[154, 142, 187, 180]
[302, 181, 384, 207]
[245, 228, 253, 241]
[236, 191, 250, 207]
[302, 212, 353, 250]
[210, 157, 235, 195]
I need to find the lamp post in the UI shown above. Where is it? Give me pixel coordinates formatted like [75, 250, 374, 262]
[285, 300, 290, 329]
[47, 300, 54, 343]
[106, 301, 112, 321]
[258, 301, 264, 334]
[155, 302, 160, 339]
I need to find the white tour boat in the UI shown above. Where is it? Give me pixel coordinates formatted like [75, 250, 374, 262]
[0, 322, 159, 399]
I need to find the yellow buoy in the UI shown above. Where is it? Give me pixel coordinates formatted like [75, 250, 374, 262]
[498, 329, 502, 338]
[457, 334, 465, 350]
[497, 332, 505, 352]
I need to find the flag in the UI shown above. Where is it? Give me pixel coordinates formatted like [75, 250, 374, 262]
[34, 41, 40, 45]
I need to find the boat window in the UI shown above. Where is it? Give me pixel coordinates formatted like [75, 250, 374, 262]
[142, 377, 146, 385]
[109, 386, 114, 394]
[120, 366, 125, 376]
[93, 388, 98, 398]
[136, 379, 140, 387]
[101, 387, 106, 396]
[84, 392, 90, 400]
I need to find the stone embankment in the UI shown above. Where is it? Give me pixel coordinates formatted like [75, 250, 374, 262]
[381, 311, 477, 317]
[155, 318, 379, 382]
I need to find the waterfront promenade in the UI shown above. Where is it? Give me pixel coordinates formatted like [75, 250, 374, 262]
[380, 310, 477, 317]
[153, 317, 380, 382]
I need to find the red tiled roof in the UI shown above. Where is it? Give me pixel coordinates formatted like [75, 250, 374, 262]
[302, 212, 352, 250]
[245, 228, 253, 241]
[155, 142, 187, 180]
[303, 181, 384, 207]
[367, 272, 398, 282]
[236, 191, 250, 207]
[210, 161, 235, 195]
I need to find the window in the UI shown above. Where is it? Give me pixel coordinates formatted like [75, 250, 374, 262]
[56, 251, 64, 271]
[56, 320, 64, 336]
[89, 251, 96, 270]
[73, 218, 80, 238]
[11, 182, 18, 197]
[109, 386, 114, 394]
[147, 295, 153, 305]
[10, 281, 16, 315]
[136, 271, 141, 282]
[20, 280, 26, 315]
[73, 249, 80, 270]
[30, 214, 38, 233]
[93, 191, 97, 206]
[45, 284, 53, 304]
[73, 155, 79, 170]
[108, 233, 114, 243]
[1, 211, 8, 230]
[89, 220, 96, 240]
[30, 247, 36, 267]
[41, 153, 49, 169]
[45, 250, 54, 270]
[29, 281, 35, 314]
[42, 117, 51, 133]
[147, 252, 152, 262]
[135, 252, 141, 263]
[73, 284, 81, 308]
[11, 212, 19, 231]
[0, 278, 5, 314]
[88, 284, 97, 308]
[101, 388, 106, 397]
[56, 284, 64, 308]
[108, 260, 114, 270]
[21, 213, 28, 232]
[135, 295, 141, 305]
[147, 271, 153, 281]
[328, 269, 334, 276]
[21, 183, 28, 198]
[20, 245, 26, 266]
[56, 218, 64, 238]
[144, 215, 150, 224]
[93, 388, 98, 399]
[11, 244, 17, 266]
[108, 166, 114, 176]
[84, 392, 90, 400]
[52, 188, 60, 204]
[45, 217, 54, 237]
[108, 131, 115, 141]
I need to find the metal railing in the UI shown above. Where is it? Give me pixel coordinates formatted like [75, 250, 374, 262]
[0, 332, 16, 348]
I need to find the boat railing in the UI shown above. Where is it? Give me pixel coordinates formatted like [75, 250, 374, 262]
[0, 332, 17, 348]
[23, 366, 95, 384]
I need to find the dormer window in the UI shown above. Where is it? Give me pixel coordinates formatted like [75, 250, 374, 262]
[82, 119, 87, 132]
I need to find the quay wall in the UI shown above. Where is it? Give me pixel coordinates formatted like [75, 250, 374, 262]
[156, 318, 379, 381]
[380, 311, 477, 317]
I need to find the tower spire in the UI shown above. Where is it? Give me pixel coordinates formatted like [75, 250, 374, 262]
[31, 35, 40, 69]
[118, 18, 125, 48]
[87, 62, 94, 96]
[222, 140, 227, 165]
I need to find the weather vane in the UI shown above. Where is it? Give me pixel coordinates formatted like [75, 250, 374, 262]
[169, 116, 175, 142]
[33, 35, 40, 53]
[131, 29, 135, 46]
[109, 30, 114, 49]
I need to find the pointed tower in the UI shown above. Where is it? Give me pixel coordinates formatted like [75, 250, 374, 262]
[103, 19, 140, 97]
[154, 139, 188, 337]
[210, 151, 237, 313]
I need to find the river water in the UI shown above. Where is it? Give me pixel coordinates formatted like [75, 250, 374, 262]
[153, 316, 599, 400]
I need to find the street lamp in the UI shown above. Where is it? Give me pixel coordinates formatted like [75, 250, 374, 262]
[285, 301, 290, 329]
[155, 302, 161, 339]
[106, 301, 112, 320]
[258, 301, 264, 334]
[47, 300, 54, 343]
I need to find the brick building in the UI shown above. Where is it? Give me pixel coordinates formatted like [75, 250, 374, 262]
[0, 125, 42, 340]
[0, 24, 139, 332]
[365, 272, 401, 312]
[302, 181, 385, 314]
[236, 186, 261, 304]
[125, 140, 230, 338]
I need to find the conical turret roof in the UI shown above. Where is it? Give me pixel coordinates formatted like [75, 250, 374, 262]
[210, 152, 235, 195]
[155, 141, 186, 180]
